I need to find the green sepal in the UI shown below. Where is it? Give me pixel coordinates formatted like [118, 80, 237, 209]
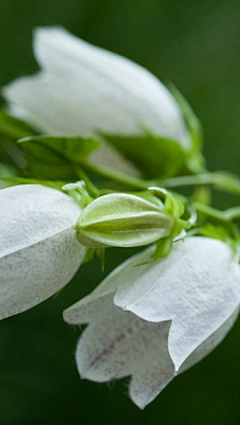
[62, 181, 93, 208]
[102, 133, 185, 179]
[153, 237, 174, 260]
[164, 193, 185, 218]
[129, 191, 164, 208]
[18, 135, 100, 180]
[82, 247, 105, 271]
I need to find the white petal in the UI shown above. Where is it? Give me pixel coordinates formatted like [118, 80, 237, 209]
[129, 320, 174, 409]
[63, 291, 116, 325]
[68, 293, 174, 409]
[0, 184, 85, 318]
[0, 184, 82, 257]
[0, 229, 85, 319]
[3, 27, 189, 148]
[179, 305, 240, 373]
[113, 237, 240, 370]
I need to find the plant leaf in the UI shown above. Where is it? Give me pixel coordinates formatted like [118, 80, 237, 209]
[0, 109, 36, 140]
[18, 135, 100, 179]
[0, 176, 65, 191]
[103, 134, 185, 179]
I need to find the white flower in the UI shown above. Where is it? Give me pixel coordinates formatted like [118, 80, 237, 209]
[0, 184, 86, 319]
[63, 237, 240, 409]
[2, 27, 190, 173]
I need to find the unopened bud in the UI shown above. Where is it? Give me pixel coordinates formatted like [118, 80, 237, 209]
[75, 193, 174, 248]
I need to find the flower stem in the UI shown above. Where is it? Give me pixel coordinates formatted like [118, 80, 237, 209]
[76, 158, 151, 190]
[77, 159, 240, 198]
[73, 166, 100, 198]
[223, 206, 240, 221]
[162, 173, 214, 188]
[75, 160, 240, 228]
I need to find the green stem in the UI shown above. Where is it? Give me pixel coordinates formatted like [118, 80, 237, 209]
[74, 160, 240, 229]
[162, 173, 214, 188]
[73, 166, 100, 198]
[77, 159, 240, 197]
[77, 159, 217, 191]
[172, 192, 233, 225]
[223, 206, 240, 221]
[76, 158, 151, 190]
[192, 201, 228, 223]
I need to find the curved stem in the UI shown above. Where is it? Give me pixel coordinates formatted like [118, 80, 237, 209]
[73, 166, 100, 198]
[76, 158, 152, 190]
[223, 206, 240, 221]
[74, 160, 240, 229]
[77, 158, 240, 198]
[162, 173, 214, 188]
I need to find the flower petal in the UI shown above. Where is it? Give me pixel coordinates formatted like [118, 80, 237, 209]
[0, 184, 85, 318]
[0, 229, 85, 319]
[3, 27, 189, 147]
[113, 237, 240, 370]
[64, 236, 240, 407]
[0, 184, 82, 257]
[179, 305, 240, 373]
[129, 320, 174, 409]
[66, 293, 174, 409]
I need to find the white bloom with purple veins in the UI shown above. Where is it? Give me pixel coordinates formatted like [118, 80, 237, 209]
[64, 237, 240, 408]
[0, 184, 85, 319]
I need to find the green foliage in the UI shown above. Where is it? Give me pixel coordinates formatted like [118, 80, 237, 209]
[196, 223, 231, 242]
[103, 133, 186, 179]
[0, 109, 36, 140]
[62, 181, 94, 207]
[170, 85, 206, 173]
[0, 176, 65, 190]
[18, 135, 100, 179]
[170, 85, 203, 153]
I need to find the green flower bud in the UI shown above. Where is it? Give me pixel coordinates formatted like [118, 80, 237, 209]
[75, 193, 175, 248]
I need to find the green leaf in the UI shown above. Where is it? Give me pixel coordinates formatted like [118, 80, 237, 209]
[0, 109, 36, 140]
[18, 135, 100, 180]
[196, 224, 230, 241]
[103, 134, 185, 179]
[0, 176, 65, 191]
[170, 85, 206, 173]
[0, 163, 18, 178]
[169, 85, 203, 153]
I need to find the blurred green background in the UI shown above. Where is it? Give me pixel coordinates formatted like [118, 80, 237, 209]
[1, 0, 240, 424]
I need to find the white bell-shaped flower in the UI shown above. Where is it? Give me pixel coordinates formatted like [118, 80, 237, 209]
[0, 184, 86, 319]
[2, 27, 190, 173]
[64, 237, 240, 408]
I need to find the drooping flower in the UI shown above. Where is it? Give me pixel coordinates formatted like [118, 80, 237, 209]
[0, 184, 86, 319]
[63, 237, 240, 408]
[2, 27, 190, 173]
